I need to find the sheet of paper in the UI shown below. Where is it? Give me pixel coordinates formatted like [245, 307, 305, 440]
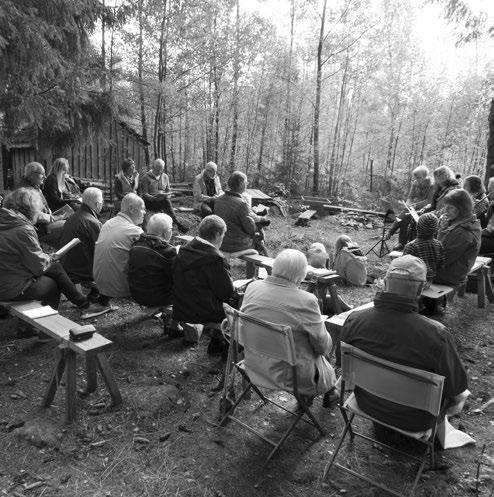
[23, 306, 58, 319]
[54, 238, 81, 258]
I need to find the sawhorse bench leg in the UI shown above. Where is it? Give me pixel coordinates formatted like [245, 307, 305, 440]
[42, 347, 122, 423]
[83, 354, 122, 406]
[484, 265, 494, 304]
[96, 353, 122, 406]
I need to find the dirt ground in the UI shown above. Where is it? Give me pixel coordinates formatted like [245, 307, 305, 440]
[0, 211, 493, 497]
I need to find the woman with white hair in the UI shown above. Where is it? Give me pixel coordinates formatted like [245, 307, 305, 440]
[241, 249, 337, 406]
[43, 157, 81, 211]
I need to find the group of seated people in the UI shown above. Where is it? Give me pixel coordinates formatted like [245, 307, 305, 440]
[0, 159, 474, 434]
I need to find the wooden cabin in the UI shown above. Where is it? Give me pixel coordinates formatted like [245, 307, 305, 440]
[1, 120, 150, 195]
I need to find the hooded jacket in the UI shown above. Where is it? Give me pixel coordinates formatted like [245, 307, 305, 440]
[128, 234, 176, 307]
[0, 208, 50, 300]
[60, 203, 101, 282]
[172, 237, 234, 323]
[435, 215, 481, 286]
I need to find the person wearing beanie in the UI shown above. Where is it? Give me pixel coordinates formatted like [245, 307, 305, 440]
[435, 189, 481, 287]
[403, 212, 444, 282]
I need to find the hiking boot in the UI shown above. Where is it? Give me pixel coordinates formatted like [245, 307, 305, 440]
[207, 336, 229, 357]
[322, 389, 339, 409]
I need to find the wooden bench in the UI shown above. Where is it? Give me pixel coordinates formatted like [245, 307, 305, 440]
[1, 300, 122, 423]
[390, 251, 493, 308]
[239, 253, 343, 312]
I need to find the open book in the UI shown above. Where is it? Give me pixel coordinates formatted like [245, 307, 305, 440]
[52, 204, 74, 219]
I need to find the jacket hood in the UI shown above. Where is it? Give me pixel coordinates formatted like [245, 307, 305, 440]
[136, 233, 175, 254]
[178, 238, 225, 270]
[0, 208, 32, 232]
[447, 215, 481, 239]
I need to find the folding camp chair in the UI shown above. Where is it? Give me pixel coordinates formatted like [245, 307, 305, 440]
[218, 303, 325, 466]
[322, 342, 446, 497]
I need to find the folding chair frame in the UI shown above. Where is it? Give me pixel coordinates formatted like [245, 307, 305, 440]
[322, 343, 446, 497]
[219, 304, 325, 466]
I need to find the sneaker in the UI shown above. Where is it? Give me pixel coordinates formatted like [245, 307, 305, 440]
[81, 303, 112, 320]
[322, 390, 339, 409]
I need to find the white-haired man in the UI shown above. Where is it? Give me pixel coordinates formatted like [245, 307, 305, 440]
[193, 161, 223, 217]
[241, 249, 337, 407]
[128, 213, 176, 308]
[340, 255, 468, 431]
[139, 158, 188, 233]
[60, 187, 104, 301]
[93, 193, 145, 303]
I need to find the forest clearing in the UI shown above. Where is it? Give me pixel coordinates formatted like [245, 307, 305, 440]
[0, 211, 493, 497]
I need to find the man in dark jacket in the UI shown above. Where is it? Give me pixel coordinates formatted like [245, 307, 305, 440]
[340, 255, 468, 432]
[214, 171, 257, 254]
[128, 213, 176, 307]
[60, 188, 104, 300]
[173, 215, 234, 324]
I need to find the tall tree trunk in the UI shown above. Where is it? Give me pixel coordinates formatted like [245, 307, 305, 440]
[229, 0, 240, 172]
[282, 0, 295, 181]
[137, 0, 149, 166]
[312, 0, 327, 195]
[485, 98, 494, 184]
[101, 0, 106, 90]
[154, 1, 167, 159]
[328, 54, 348, 196]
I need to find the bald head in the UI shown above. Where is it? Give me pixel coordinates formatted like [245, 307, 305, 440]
[82, 187, 103, 213]
[152, 159, 165, 176]
[121, 193, 145, 225]
[147, 213, 173, 240]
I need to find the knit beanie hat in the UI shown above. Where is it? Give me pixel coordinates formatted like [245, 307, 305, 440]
[417, 212, 438, 238]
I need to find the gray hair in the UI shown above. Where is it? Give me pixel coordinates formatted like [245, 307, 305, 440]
[205, 161, 217, 172]
[3, 187, 44, 222]
[227, 171, 247, 192]
[82, 187, 103, 210]
[152, 158, 165, 172]
[147, 213, 172, 236]
[272, 249, 307, 285]
[412, 165, 429, 178]
[24, 162, 44, 177]
[433, 165, 455, 183]
[198, 214, 226, 241]
[121, 193, 144, 214]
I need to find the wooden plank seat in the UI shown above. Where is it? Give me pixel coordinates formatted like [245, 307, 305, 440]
[0, 300, 122, 423]
[390, 251, 493, 308]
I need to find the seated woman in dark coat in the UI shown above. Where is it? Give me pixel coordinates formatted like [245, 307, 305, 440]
[43, 157, 81, 212]
[435, 189, 481, 287]
[0, 188, 105, 314]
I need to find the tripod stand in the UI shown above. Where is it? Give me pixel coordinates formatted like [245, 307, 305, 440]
[365, 209, 394, 258]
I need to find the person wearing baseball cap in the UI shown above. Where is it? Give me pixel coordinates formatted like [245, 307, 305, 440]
[339, 254, 468, 432]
